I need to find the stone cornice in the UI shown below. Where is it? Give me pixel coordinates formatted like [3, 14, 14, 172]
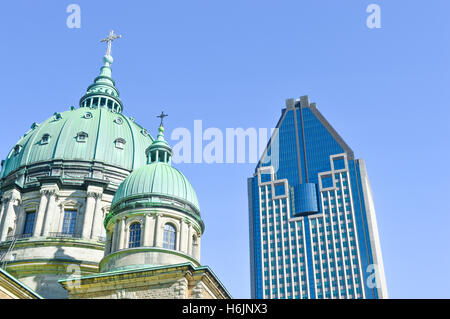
[59, 262, 232, 299]
[83, 177, 109, 190]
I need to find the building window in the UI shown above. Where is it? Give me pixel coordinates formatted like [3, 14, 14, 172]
[128, 223, 141, 248]
[114, 138, 126, 150]
[62, 209, 77, 235]
[84, 112, 93, 119]
[54, 112, 62, 120]
[321, 174, 334, 189]
[76, 132, 88, 143]
[41, 134, 50, 145]
[23, 211, 36, 236]
[13, 145, 22, 156]
[163, 223, 176, 250]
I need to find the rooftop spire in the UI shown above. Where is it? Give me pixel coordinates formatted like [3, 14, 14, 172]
[157, 111, 168, 127]
[79, 30, 124, 113]
[100, 30, 122, 56]
[147, 112, 173, 165]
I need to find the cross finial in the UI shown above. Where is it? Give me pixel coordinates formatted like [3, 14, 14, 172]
[157, 111, 168, 126]
[100, 30, 122, 56]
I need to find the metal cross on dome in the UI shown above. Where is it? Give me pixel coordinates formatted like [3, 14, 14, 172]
[100, 30, 122, 56]
[157, 111, 168, 126]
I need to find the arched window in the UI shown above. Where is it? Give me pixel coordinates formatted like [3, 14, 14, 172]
[128, 223, 141, 248]
[163, 223, 176, 250]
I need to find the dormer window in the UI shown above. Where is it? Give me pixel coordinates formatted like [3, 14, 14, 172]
[114, 117, 123, 125]
[13, 145, 22, 156]
[114, 138, 126, 150]
[84, 112, 93, 119]
[54, 112, 62, 120]
[76, 132, 88, 143]
[41, 134, 50, 145]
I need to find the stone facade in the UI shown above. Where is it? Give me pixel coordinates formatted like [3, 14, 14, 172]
[60, 263, 230, 299]
[0, 35, 230, 300]
[101, 208, 202, 272]
[0, 177, 117, 298]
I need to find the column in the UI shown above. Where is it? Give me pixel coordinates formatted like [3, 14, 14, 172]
[153, 213, 162, 247]
[33, 191, 48, 237]
[0, 199, 8, 240]
[111, 222, 119, 252]
[194, 236, 201, 261]
[117, 218, 125, 250]
[42, 190, 57, 237]
[2, 197, 18, 241]
[90, 193, 103, 240]
[0, 197, 13, 241]
[0, 200, 5, 236]
[82, 191, 99, 239]
[179, 220, 186, 253]
[176, 222, 181, 251]
[122, 219, 128, 249]
[143, 214, 153, 246]
[187, 223, 193, 255]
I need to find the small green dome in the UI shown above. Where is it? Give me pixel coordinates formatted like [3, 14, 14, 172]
[111, 162, 200, 213]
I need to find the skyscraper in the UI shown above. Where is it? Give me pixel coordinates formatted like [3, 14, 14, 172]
[248, 96, 387, 299]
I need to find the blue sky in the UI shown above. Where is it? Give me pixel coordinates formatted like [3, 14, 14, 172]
[1, 1, 449, 298]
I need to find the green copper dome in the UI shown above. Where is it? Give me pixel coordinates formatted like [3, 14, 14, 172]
[0, 107, 153, 178]
[0, 40, 154, 179]
[107, 123, 202, 229]
[111, 161, 200, 212]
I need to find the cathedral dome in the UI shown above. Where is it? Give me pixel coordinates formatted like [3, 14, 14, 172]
[106, 123, 203, 231]
[111, 161, 200, 212]
[0, 107, 153, 178]
[1, 35, 153, 180]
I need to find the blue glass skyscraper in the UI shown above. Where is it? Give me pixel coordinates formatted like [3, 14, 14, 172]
[248, 96, 387, 299]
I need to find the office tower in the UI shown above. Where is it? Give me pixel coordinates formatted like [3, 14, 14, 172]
[248, 96, 387, 299]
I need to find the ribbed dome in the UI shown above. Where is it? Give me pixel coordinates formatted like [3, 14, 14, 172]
[0, 107, 153, 178]
[112, 162, 200, 212]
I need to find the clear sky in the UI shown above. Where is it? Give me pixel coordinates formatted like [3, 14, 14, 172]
[1, 0, 449, 298]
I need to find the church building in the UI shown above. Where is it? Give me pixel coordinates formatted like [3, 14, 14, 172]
[0, 31, 230, 299]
